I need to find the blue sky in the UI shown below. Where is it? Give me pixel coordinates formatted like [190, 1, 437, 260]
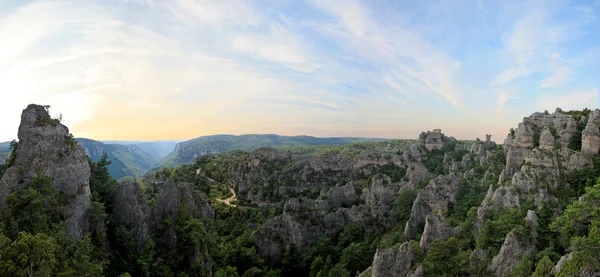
[0, 0, 598, 141]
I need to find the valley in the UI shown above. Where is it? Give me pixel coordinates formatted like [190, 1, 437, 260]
[0, 104, 599, 277]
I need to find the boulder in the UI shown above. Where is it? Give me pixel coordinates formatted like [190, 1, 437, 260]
[0, 104, 91, 240]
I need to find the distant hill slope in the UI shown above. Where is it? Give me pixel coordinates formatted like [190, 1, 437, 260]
[154, 134, 387, 169]
[76, 138, 161, 180]
[0, 141, 11, 164]
[135, 141, 181, 159]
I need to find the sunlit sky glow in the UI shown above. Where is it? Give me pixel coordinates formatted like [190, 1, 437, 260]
[1, 0, 599, 142]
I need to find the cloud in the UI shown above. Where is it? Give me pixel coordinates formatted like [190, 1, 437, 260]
[384, 94, 410, 107]
[496, 91, 510, 114]
[492, 1, 595, 87]
[1, 0, 599, 141]
[535, 89, 598, 111]
[540, 53, 572, 88]
[308, 0, 464, 107]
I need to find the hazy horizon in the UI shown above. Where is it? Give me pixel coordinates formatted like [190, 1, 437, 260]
[1, 0, 599, 142]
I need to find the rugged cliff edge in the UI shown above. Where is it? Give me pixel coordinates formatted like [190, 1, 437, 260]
[0, 104, 92, 240]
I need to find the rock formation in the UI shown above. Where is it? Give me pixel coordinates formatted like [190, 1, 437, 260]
[253, 175, 401, 260]
[370, 242, 423, 277]
[538, 127, 556, 150]
[404, 174, 461, 238]
[480, 109, 593, 225]
[113, 182, 149, 252]
[419, 214, 460, 250]
[0, 104, 92, 240]
[417, 129, 457, 151]
[582, 110, 600, 154]
[489, 211, 537, 276]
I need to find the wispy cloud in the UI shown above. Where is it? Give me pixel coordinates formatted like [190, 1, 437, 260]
[384, 94, 410, 107]
[495, 91, 510, 114]
[0, 0, 598, 141]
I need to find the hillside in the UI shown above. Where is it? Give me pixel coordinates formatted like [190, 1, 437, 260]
[76, 138, 160, 180]
[0, 141, 11, 164]
[1, 105, 600, 277]
[154, 134, 387, 169]
[102, 140, 181, 159]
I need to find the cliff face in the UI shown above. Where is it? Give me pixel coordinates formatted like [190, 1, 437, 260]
[252, 175, 401, 260]
[0, 104, 92, 240]
[113, 182, 150, 252]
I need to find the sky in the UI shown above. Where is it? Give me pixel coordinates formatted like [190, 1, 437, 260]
[0, 0, 599, 142]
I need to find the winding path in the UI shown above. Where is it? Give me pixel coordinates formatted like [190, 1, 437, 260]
[216, 187, 237, 207]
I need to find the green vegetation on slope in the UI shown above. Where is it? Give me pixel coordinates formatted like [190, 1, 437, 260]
[0, 141, 11, 164]
[76, 138, 160, 180]
[154, 134, 389, 169]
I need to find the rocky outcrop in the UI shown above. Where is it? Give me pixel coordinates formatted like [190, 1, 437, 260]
[253, 175, 400, 260]
[539, 127, 556, 150]
[419, 214, 460, 250]
[417, 129, 457, 151]
[404, 174, 461, 238]
[404, 163, 430, 189]
[114, 182, 149, 253]
[371, 242, 416, 277]
[362, 175, 398, 225]
[471, 135, 497, 159]
[148, 178, 214, 271]
[582, 114, 600, 154]
[0, 104, 91, 240]
[553, 253, 573, 275]
[490, 232, 530, 277]
[489, 211, 537, 277]
[480, 109, 595, 224]
[151, 179, 214, 224]
[326, 183, 357, 208]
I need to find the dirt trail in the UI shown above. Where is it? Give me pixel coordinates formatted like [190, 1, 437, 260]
[216, 187, 237, 207]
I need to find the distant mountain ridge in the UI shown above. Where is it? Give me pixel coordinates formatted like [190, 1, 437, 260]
[0, 141, 11, 164]
[75, 138, 163, 180]
[154, 134, 388, 169]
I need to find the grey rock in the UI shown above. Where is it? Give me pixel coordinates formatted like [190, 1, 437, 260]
[417, 129, 457, 151]
[419, 214, 461, 250]
[253, 175, 400, 260]
[407, 266, 424, 277]
[490, 211, 537, 277]
[114, 182, 149, 252]
[490, 232, 531, 277]
[539, 127, 556, 150]
[553, 252, 572, 274]
[326, 183, 357, 209]
[471, 135, 497, 159]
[151, 180, 214, 224]
[0, 104, 91, 240]
[357, 266, 372, 277]
[582, 120, 600, 154]
[149, 179, 214, 270]
[404, 163, 430, 189]
[404, 174, 461, 238]
[371, 242, 415, 277]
